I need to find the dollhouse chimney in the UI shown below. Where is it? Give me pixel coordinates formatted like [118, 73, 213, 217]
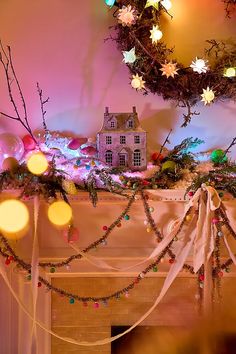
[105, 107, 109, 114]
[132, 106, 136, 113]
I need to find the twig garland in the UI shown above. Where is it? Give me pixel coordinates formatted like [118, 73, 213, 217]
[109, 1, 236, 126]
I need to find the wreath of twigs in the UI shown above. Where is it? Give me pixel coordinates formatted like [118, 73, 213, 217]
[108, 0, 236, 126]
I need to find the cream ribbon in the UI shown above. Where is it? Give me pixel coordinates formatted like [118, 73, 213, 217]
[0, 186, 227, 347]
[29, 196, 40, 354]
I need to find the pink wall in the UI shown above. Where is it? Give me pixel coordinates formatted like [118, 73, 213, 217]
[0, 0, 235, 157]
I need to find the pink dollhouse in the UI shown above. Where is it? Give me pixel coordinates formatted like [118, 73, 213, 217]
[97, 107, 147, 171]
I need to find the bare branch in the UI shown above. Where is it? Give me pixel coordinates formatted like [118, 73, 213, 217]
[225, 137, 236, 154]
[159, 129, 172, 155]
[37, 82, 50, 143]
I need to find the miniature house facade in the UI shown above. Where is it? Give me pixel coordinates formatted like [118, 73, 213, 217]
[97, 107, 147, 171]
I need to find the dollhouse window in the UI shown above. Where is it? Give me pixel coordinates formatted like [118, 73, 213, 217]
[110, 121, 115, 128]
[120, 136, 126, 144]
[133, 149, 141, 166]
[134, 135, 140, 144]
[127, 119, 134, 128]
[106, 136, 112, 144]
[105, 150, 113, 165]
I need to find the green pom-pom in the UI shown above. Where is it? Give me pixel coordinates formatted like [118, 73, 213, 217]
[69, 298, 75, 304]
[210, 149, 228, 164]
[50, 267, 56, 273]
[124, 215, 130, 221]
[161, 160, 176, 172]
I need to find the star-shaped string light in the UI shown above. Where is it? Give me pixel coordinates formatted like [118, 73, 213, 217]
[150, 25, 163, 44]
[160, 61, 178, 78]
[201, 87, 215, 105]
[224, 67, 236, 78]
[117, 5, 138, 27]
[145, 0, 160, 10]
[122, 47, 137, 64]
[160, 0, 172, 11]
[190, 58, 209, 74]
[131, 74, 145, 90]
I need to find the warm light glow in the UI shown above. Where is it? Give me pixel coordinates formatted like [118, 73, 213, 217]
[131, 74, 145, 90]
[27, 152, 48, 175]
[161, 0, 172, 11]
[201, 87, 215, 105]
[48, 201, 73, 227]
[0, 199, 29, 239]
[150, 25, 163, 44]
[224, 67, 236, 78]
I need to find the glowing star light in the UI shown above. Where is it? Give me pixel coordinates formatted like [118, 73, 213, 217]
[122, 47, 137, 64]
[190, 58, 208, 74]
[160, 61, 179, 78]
[150, 25, 163, 44]
[201, 87, 215, 105]
[131, 74, 145, 90]
[145, 0, 160, 10]
[117, 5, 137, 27]
[161, 0, 172, 10]
[224, 67, 236, 78]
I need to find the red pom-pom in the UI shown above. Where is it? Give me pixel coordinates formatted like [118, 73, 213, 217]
[22, 135, 36, 151]
[188, 191, 194, 197]
[117, 222, 122, 228]
[218, 271, 224, 278]
[37, 282, 42, 288]
[199, 274, 205, 282]
[151, 152, 164, 162]
[142, 179, 150, 186]
[102, 226, 108, 231]
[8, 256, 14, 262]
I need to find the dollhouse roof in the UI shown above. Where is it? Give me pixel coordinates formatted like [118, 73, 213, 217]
[98, 107, 146, 134]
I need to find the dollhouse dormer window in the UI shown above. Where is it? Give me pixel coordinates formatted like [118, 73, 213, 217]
[127, 119, 134, 129]
[110, 121, 115, 128]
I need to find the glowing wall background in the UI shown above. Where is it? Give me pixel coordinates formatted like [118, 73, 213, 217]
[0, 0, 235, 156]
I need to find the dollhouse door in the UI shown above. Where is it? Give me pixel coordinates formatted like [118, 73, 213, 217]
[119, 153, 127, 167]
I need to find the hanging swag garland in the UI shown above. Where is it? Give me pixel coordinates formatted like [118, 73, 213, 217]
[107, 0, 236, 126]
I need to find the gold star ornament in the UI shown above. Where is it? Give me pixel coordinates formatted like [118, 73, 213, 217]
[131, 74, 145, 90]
[201, 87, 215, 105]
[160, 61, 178, 78]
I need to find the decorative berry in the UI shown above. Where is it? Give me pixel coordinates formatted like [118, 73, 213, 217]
[9, 256, 14, 262]
[169, 258, 175, 264]
[5, 258, 10, 265]
[117, 222, 122, 228]
[124, 215, 130, 221]
[50, 267, 56, 273]
[218, 271, 224, 278]
[152, 266, 158, 272]
[69, 298, 75, 304]
[199, 274, 205, 282]
[218, 192, 224, 198]
[94, 302, 99, 308]
[188, 191, 194, 197]
[149, 207, 154, 212]
[102, 226, 108, 231]
[26, 274, 32, 281]
[212, 218, 219, 224]
[38, 282, 42, 288]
